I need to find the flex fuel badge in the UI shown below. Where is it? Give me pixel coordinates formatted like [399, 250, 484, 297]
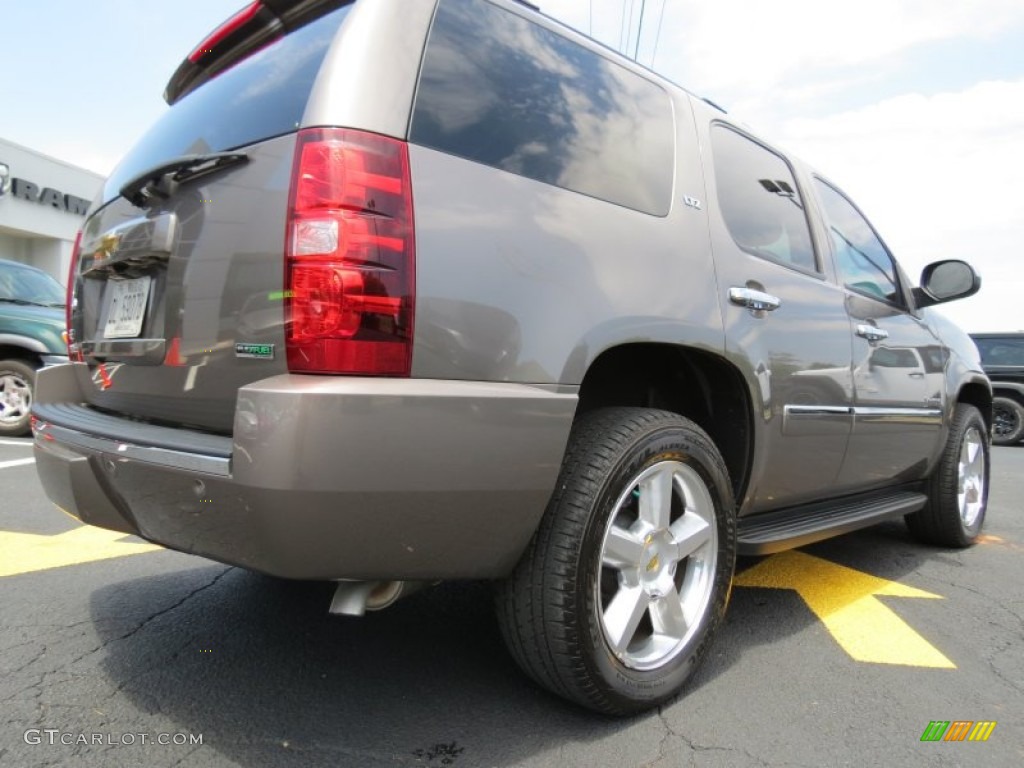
[235, 343, 274, 360]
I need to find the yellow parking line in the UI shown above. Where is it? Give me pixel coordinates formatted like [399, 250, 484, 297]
[0, 526, 161, 578]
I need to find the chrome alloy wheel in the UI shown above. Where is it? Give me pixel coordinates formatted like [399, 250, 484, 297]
[958, 426, 986, 528]
[0, 372, 31, 426]
[597, 460, 718, 670]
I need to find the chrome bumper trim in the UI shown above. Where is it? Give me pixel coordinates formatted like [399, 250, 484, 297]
[36, 421, 231, 477]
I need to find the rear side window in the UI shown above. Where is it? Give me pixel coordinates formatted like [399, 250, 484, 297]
[411, 0, 675, 216]
[710, 126, 817, 272]
[101, 5, 352, 206]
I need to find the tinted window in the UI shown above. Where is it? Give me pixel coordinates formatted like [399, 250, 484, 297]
[711, 126, 816, 271]
[975, 337, 1024, 366]
[814, 179, 901, 303]
[411, 0, 674, 215]
[102, 6, 351, 205]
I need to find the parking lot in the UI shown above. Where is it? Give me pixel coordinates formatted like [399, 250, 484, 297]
[1, 436, 1021, 768]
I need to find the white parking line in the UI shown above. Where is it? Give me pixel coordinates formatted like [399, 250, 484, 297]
[0, 458, 35, 469]
[0, 440, 33, 447]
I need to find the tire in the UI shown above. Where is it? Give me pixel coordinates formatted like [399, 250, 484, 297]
[906, 403, 989, 547]
[991, 396, 1024, 446]
[0, 359, 36, 437]
[496, 407, 736, 715]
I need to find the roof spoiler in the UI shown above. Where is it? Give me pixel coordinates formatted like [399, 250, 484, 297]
[164, 0, 349, 105]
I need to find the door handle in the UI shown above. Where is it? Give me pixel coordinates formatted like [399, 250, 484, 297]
[908, 372, 925, 379]
[729, 287, 781, 312]
[856, 324, 889, 342]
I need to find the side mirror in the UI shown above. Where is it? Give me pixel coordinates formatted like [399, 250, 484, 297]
[912, 260, 981, 308]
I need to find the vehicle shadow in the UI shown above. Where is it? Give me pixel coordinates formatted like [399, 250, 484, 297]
[679, 519, 966, 695]
[90, 521, 950, 767]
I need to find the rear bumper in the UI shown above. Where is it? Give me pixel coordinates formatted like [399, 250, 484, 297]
[32, 364, 576, 580]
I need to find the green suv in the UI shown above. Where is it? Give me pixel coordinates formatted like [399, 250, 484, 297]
[0, 259, 67, 436]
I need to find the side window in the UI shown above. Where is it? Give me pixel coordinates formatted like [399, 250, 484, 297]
[813, 179, 901, 304]
[710, 125, 817, 272]
[411, 0, 674, 216]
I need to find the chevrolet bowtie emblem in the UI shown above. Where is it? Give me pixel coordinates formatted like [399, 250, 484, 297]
[93, 233, 120, 261]
[646, 555, 660, 573]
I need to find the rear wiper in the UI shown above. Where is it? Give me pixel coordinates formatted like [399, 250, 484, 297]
[119, 151, 248, 209]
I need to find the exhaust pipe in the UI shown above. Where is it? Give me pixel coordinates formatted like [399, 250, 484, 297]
[328, 580, 427, 616]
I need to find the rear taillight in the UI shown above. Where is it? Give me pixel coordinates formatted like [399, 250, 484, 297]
[67, 230, 83, 362]
[285, 128, 415, 375]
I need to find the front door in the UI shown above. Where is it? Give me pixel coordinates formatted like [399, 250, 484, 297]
[811, 178, 944, 488]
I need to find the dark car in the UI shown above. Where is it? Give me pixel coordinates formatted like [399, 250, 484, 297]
[0, 258, 68, 435]
[32, 0, 990, 715]
[971, 333, 1024, 445]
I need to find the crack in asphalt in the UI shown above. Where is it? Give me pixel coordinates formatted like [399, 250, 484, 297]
[4, 568, 234, 719]
[985, 641, 1024, 695]
[649, 705, 779, 768]
[650, 703, 836, 768]
[5, 641, 49, 677]
[115, 567, 233, 645]
[916, 573, 1024, 628]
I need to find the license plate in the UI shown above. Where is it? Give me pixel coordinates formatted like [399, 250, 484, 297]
[103, 276, 152, 338]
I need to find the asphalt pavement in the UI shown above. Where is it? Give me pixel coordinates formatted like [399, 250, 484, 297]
[1, 436, 1021, 768]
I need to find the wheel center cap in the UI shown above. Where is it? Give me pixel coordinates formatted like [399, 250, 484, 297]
[640, 530, 677, 598]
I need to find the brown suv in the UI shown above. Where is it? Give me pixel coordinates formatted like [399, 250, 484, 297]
[32, 0, 990, 714]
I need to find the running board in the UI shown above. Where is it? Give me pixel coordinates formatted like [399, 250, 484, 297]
[737, 490, 927, 556]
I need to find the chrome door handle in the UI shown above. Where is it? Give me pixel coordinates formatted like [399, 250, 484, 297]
[729, 287, 781, 312]
[856, 324, 889, 342]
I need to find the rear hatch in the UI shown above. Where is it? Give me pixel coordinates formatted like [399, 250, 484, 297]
[68, 0, 414, 434]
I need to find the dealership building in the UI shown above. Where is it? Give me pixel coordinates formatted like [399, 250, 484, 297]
[0, 137, 104, 285]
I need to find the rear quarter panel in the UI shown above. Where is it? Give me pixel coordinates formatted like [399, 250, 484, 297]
[408, 88, 722, 385]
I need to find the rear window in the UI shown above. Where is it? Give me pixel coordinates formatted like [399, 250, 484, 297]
[101, 5, 352, 206]
[411, 0, 675, 216]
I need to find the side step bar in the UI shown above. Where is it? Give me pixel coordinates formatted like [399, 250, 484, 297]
[737, 490, 927, 556]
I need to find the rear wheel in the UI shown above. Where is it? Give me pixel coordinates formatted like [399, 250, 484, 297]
[991, 396, 1024, 446]
[906, 403, 989, 547]
[0, 359, 36, 437]
[496, 407, 736, 715]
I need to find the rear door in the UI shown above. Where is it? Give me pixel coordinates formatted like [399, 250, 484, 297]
[696, 116, 855, 513]
[69, 4, 353, 433]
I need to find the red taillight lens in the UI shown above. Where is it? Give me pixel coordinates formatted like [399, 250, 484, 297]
[285, 128, 415, 375]
[187, 1, 263, 63]
[67, 230, 83, 362]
